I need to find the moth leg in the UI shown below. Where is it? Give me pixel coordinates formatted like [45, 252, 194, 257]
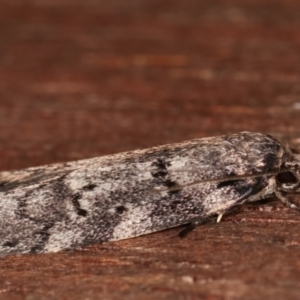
[179, 209, 233, 238]
[178, 223, 196, 238]
[217, 212, 224, 223]
[178, 217, 214, 238]
[275, 190, 300, 211]
[179, 210, 231, 238]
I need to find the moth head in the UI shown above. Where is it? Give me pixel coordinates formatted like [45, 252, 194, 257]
[277, 160, 300, 192]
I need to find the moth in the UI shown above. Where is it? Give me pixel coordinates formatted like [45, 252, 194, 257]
[0, 131, 299, 256]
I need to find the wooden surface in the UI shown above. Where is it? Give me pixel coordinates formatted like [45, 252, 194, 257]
[1, 1, 300, 299]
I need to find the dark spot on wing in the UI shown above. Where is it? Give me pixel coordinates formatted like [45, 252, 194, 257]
[164, 179, 181, 194]
[164, 179, 177, 188]
[116, 206, 126, 214]
[30, 223, 54, 253]
[152, 170, 168, 178]
[151, 158, 170, 178]
[72, 193, 88, 217]
[82, 183, 97, 191]
[151, 158, 180, 193]
[153, 158, 168, 169]
[3, 241, 19, 248]
[170, 200, 181, 210]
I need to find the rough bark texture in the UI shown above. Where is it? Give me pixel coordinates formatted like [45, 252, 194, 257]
[1, 0, 300, 299]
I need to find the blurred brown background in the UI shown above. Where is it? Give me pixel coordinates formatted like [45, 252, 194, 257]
[1, 1, 300, 299]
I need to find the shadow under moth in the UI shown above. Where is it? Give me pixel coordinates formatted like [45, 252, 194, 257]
[0, 131, 299, 256]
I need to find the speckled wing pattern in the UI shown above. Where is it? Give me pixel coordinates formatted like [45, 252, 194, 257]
[0, 132, 291, 255]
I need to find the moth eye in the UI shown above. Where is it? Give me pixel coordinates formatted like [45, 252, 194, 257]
[276, 171, 298, 184]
